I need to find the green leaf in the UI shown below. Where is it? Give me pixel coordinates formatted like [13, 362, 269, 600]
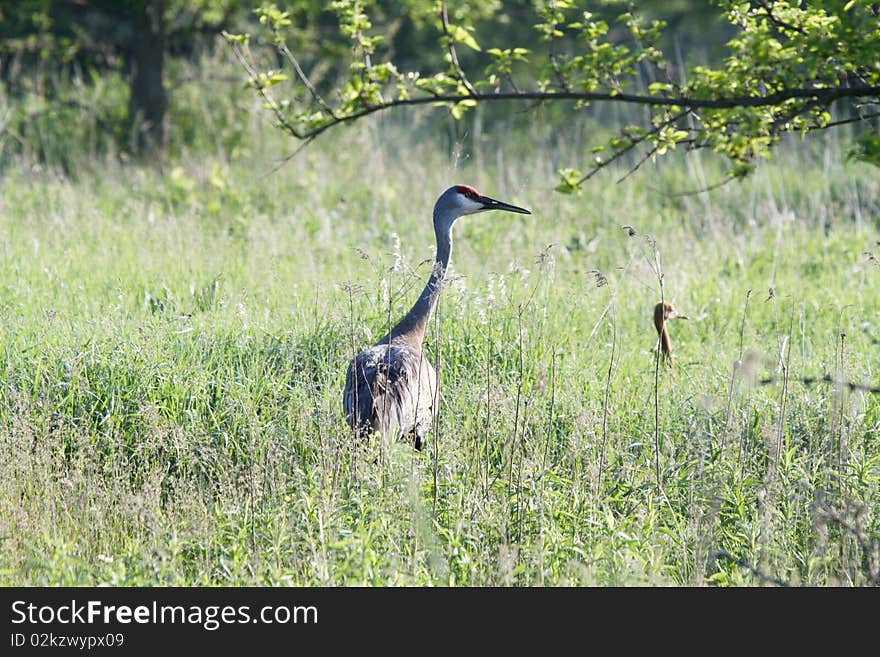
[648, 81, 670, 95]
[451, 25, 481, 52]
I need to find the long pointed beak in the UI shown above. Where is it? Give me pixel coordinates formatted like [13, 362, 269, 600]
[478, 195, 531, 215]
[668, 311, 688, 320]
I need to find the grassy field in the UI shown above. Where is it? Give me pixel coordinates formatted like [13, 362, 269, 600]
[1, 113, 878, 586]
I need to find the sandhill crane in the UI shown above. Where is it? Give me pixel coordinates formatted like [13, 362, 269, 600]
[344, 184, 531, 450]
[654, 300, 688, 368]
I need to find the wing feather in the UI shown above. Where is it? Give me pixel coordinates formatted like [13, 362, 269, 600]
[343, 344, 437, 444]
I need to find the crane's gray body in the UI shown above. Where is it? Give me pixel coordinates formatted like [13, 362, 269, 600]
[343, 342, 437, 449]
[342, 185, 529, 450]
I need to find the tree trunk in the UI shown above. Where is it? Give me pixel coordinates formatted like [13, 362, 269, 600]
[128, 0, 167, 155]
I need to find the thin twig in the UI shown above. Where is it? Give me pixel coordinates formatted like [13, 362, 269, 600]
[720, 289, 751, 453]
[265, 135, 317, 177]
[834, 305, 852, 496]
[484, 320, 491, 497]
[769, 97, 827, 134]
[346, 282, 359, 484]
[440, 1, 477, 96]
[226, 36, 304, 139]
[615, 144, 660, 184]
[277, 39, 337, 118]
[820, 111, 880, 130]
[757, 373, 880, 395]
[756, 0, 807, 36]
[773, 304, 795, 476]
[651, 175, 736, 199]
[548, 50, 571, 92]
[506, 306, 526, 537]
[432, 292, 441, 517]
[544, 345, 556, 477]
[581, 110, 690, 185]
[649, 239, 665, 496]
[597, 298, 616, 499]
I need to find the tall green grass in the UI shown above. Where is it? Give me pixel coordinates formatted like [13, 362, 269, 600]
[0, 110, 878, 585]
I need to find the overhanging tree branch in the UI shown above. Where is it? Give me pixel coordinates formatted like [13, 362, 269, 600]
[230, 1, 880, 190]
[255, 86, 880, 142]
[258, 87, 880, 139]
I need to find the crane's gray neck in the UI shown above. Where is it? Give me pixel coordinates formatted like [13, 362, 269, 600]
[378, 213, 453, 350]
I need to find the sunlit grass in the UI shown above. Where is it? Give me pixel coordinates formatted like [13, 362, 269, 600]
[0, 114, 878, 586]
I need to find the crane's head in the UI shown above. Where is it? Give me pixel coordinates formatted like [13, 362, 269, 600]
[654, 301, 688, 334]
[434, 184, 531, 228]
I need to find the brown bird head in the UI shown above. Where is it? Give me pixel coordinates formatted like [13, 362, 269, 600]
[653, 301, 688, 365]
